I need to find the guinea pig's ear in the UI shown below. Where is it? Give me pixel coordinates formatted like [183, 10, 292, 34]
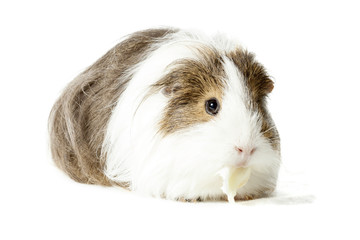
[229, 50, 274, 99]
[264, 78, 274, 94]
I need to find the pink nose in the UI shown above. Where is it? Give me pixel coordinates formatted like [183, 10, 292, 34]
[236, 147, 256, 155]
[234, 147, 256, 167]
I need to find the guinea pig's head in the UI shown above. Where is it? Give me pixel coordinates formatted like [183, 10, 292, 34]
[103, 32, 280, 200]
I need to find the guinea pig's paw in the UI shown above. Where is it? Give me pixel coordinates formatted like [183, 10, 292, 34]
[234, 186, 276, 201]
[177, 197, 201, 203]
[234, 194, 256, 201]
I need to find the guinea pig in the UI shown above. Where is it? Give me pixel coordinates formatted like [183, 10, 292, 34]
[49, 28, 281, 201]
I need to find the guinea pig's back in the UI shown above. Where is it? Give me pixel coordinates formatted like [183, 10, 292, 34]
[48, 28, 176, 186]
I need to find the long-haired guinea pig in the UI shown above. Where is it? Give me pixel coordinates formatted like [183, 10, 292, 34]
[49, 28, 281, 201]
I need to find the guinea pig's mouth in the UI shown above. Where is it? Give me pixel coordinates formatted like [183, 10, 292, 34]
[234, 159, 250, 168]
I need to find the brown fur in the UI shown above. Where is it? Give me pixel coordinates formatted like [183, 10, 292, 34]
[151, 47, 226, 135]
[152, 47, 279, 150]
[49, 28, 177, 185]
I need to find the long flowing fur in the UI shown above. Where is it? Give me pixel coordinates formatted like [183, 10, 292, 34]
[49, 28, 281, 201]
[48, 29, 176, 185]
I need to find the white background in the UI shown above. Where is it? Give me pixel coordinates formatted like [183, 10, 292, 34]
[1, 0, 359, 239]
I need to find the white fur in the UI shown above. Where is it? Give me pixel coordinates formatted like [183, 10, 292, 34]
[102, 30, 280, 200]
[102, 31, 221, 183]
[220, 58, 280, 197]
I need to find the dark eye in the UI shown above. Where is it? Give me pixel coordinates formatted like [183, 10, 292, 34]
[205, 98, 220, 115]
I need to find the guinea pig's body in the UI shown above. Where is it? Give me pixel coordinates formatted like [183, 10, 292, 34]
[49, 28, 280, 201]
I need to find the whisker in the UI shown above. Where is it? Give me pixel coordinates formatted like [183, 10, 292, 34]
[262, 126, 276, 134]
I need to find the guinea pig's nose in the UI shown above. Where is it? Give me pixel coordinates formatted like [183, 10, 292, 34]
[236, 147, 243, 153]
[235, 147, 256, 155]
[234, 147, 256, 167]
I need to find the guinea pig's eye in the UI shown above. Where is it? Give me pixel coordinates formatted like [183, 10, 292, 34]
[205, 98, 220, 115]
